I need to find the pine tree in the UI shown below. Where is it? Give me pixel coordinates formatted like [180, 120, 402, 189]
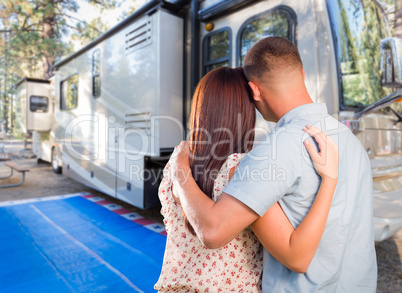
[0, 0, 120, 133]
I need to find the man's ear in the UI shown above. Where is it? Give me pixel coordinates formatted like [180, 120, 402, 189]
[248, 81, 261, 102]
[302, 68, 305, 80]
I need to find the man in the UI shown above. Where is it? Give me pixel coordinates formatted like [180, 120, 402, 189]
[171, 37, 377, 292]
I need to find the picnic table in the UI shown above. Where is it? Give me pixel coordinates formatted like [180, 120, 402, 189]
[0, 162, 30, 188]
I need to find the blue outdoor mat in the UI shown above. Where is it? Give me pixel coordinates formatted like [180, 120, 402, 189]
[0, 195, 166, 292]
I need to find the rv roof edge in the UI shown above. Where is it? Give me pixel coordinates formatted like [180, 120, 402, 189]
[198, 0, 256, 22]
[53, 0, 165, 70]
[14, 77, 50, 89]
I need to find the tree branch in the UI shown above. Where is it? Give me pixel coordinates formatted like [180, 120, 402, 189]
[57, 12, 103, 34]
[20, 15, 29, 30]
[59, 12, 85, 24]
[64, 23, 80, 31]
[20, 22, 40, 32]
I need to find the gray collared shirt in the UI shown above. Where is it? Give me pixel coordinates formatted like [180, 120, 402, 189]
[224, 103, 377, 292]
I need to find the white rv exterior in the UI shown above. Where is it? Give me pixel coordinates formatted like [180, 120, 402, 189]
[15, 78, 53, 133]
[53, 8, 183, 208]
[15, 78, 61, 172]
[17, 0, 400, 240]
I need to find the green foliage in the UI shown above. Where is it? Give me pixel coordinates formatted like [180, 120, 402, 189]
[0, 0, 124, 135]
[71, 16, 110, 45]
[335, 0, 396, 108]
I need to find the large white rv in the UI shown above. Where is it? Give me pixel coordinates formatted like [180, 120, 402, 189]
[17, 0, 402, 241]
[53, 7, 183, 209]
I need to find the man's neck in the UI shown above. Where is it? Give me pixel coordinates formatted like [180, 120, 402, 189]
[272, 92, 314, 122]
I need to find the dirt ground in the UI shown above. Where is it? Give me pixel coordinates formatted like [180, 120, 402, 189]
[0, 141, 401, 292]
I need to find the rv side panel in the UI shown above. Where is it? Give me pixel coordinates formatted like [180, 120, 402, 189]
[55, 8, 184, 208]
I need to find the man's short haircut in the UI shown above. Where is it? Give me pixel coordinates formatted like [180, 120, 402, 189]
[243, 36, 303, 81]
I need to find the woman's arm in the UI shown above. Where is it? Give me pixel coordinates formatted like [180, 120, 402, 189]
[250, 125, 339, 273]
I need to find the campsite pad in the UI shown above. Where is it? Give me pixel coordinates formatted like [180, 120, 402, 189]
[0, 193, 166, 292]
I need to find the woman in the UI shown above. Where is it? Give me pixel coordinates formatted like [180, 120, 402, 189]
[154, 67, 338, 292]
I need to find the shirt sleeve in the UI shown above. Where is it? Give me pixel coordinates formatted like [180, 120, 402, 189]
[223, 129, 303, 216]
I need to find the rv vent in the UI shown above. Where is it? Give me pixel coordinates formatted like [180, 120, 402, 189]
[125, 17, 152, 55]
[125, 111, 151, 135]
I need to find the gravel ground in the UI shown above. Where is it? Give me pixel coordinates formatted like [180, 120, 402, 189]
[0, 141, 401, 292]
[376, 231, 402, 293]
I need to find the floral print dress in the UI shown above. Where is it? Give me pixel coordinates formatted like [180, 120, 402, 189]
[155, 153, 263, 292]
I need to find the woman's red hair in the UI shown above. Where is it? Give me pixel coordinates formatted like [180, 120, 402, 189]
[185, 67, 256, 235]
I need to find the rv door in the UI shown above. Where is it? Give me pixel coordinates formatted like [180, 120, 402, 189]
[327, 0, 402, 241]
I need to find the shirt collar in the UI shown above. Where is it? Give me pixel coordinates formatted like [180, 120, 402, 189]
[274, 103, 328, 128]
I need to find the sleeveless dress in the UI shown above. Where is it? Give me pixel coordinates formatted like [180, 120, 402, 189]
[155, 153, 263, 292]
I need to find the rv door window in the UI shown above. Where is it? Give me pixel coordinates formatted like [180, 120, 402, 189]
[30, 96, 48, 113]
[239, 9, 295, 65]
[203, 28, 231, 74]
[60, 74, 78, 110]
[92, 49, 101, 98]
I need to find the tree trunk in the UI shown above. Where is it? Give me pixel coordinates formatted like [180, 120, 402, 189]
[42, 1, 56, 80]
[3, 75, 8, 134]
[2, 32, 9, 133]
[396, 0, 402, 38]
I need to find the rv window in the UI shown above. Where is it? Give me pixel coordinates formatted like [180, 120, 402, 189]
[60, 74, 78, 110]
[92, 49, 101, 98]
[30, 96, 48, 113]
[239, 9, 295, 65]
[327, 0, 397, 110]
[203, 28, 231, 74]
